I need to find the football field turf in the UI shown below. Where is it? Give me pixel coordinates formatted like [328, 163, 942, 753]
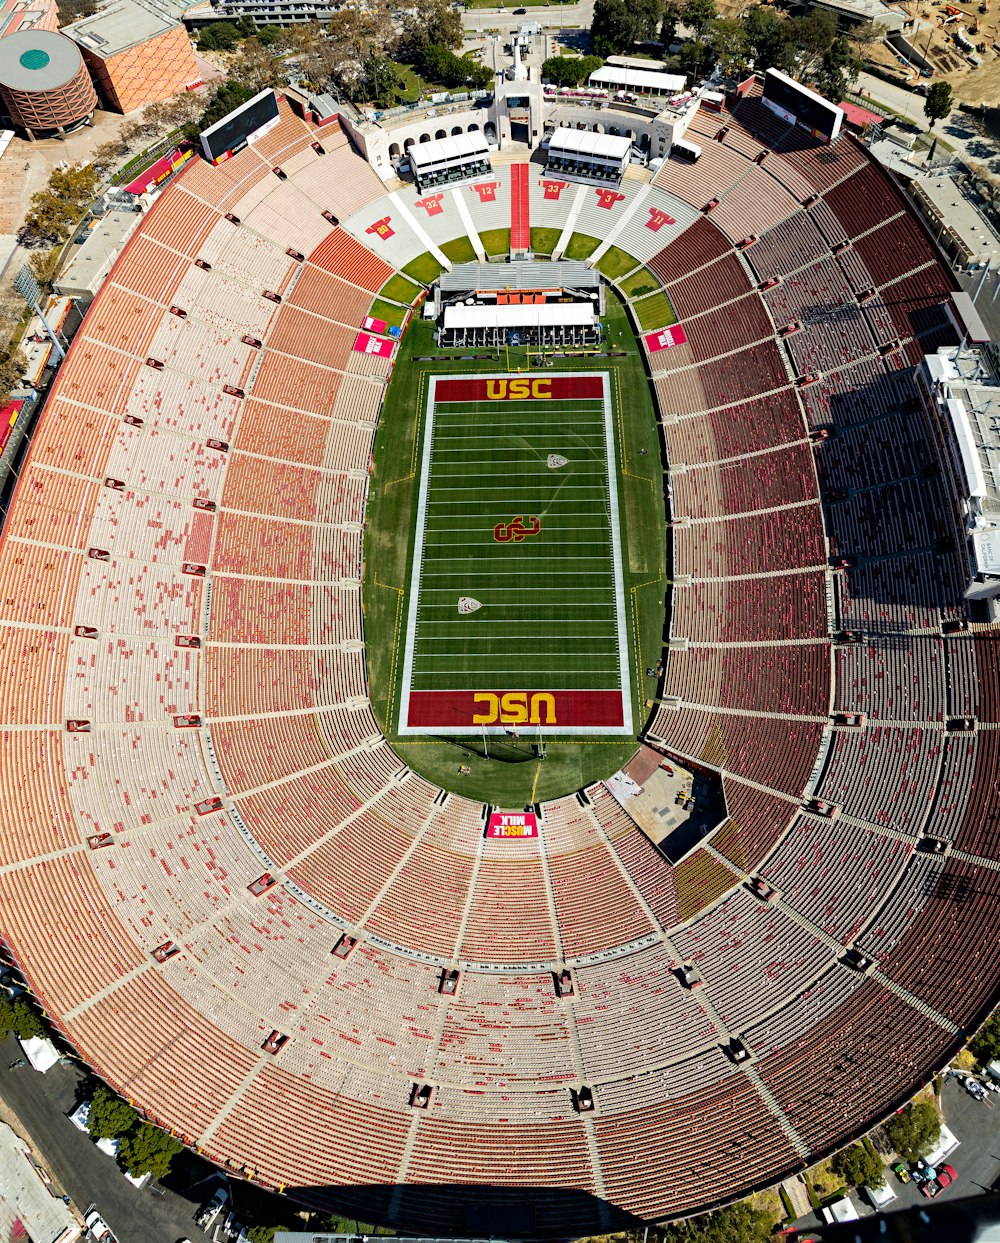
[398, 372, 633, 736]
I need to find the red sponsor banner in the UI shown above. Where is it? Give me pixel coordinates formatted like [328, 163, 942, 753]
[353, 332, 394, 358]
[435, 376, 604, 403]
[487, 811, 539, 838]
[363, 316, 388, 334]
[406, 689, 624, 730]
[0, 399, 22, 452]
[645, 325, 687, 352]
[124, 145, 195, 194]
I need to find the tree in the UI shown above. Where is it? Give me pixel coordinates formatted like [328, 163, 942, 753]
[787, 9, 837, 77]
[236, 13, 256, 36]
[658, 1201, 775, 1242]
[0, 343, 26, 407]
[198, 22, 240, 51]
[118, 1122, 183, 1180]
[256, 24, 283, 47]
[246, 1229, 276, 1243]
[885, 1101, 941, 1161]
[832, 1141, 885, 1188]
[591, 0, 663, 55]
[541, 54, 603, 87]
[86, 1086, 138, 1141]
[744, 6, 793, 73]
[678, 38, 715, 79]
[399, 0, 463, 57]
[0, 996, 44, 1040]
[924, 80, 953, 129]
[681, 0, 716, 37]
[418, 43, 491, 89]
[709, 18, 749, 77]
[660, 2, 681, 44]
[814, 34, 860, 100]
[362, 54, 400, 107]
[971, 1009, 1000, 1065]
[227, 38, 283, 92]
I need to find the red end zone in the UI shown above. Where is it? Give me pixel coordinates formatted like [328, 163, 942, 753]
[406, 690, 625, 731]
[434, 376, 605, 403]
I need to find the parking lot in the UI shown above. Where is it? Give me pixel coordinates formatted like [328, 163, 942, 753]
[792, 1074, 1000, 1232]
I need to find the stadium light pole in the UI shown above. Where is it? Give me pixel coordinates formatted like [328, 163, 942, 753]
[15, 265, 65, 364]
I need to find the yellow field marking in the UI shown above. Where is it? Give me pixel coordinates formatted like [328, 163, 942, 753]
[530, 760, 542, 803]
[380, 580, 405, 729]
[631, 574, 663, 698]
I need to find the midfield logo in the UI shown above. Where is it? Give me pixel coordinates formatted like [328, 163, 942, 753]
[485, 378, 552, 399]
[493, 515, 540, 543]
[472, 692, 557, 725]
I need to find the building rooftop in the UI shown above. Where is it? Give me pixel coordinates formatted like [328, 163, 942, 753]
[0, 30, 83, 91]
[0, 1120, 79, 1243]
[912, 174, 1000, 269]
[926, 344, 1000, 561]
[55, 209, 141, 298]
[440, 260, 598, 293]
[549, 127, 631, 159]
[63, 0, 180, 58]
[589, 65, 686, 93]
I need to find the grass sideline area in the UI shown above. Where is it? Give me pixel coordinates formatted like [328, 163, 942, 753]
[619, 267, 661, 300]
[403, 252, 444, 285]
[634, 290, 677, 331]
[442, 236, 478, 265]
[596, 246, 639, 280]
[530, 227, 561, 255]
[565, 233, 600, 260]
[479, 227, 511, 257]
[367, 298, 408, 330]
[363, 291, 666, 804]
[379, 273, 422, 304]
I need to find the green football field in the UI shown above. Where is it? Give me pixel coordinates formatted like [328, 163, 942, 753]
[362, 293, 665, 805]
[397, 374, 632, 737]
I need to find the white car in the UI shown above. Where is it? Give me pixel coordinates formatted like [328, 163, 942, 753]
[84, 1208, 117, 1242]
[964, 1076, 987, 1100]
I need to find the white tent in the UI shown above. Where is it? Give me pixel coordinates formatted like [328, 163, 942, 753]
[18, 1036, 60, 1073]
[442, 303, 596, 330]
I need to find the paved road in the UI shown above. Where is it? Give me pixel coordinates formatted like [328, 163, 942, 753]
[0, 1035, 216, 1243]
[462, 0, 593, 34]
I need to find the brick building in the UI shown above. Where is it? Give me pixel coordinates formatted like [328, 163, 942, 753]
[64, 0, 198, 114]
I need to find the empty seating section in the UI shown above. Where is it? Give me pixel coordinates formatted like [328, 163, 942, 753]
[0, 90, 992, 1232]
[664, 643, 828, 717]
[673, 574, 828, 644]
[675, 887, 837, 1030]
[833, 636, 946, 721]
[824, 164, 906, 240]
[761, 815, 912, 943]
[664, 389, 805, 462]
[649, 708, 825, 799]
[575, 945, 715, 1077]
[758, 980, 954, 1152]
[595, 1070, 799, 1219]
[684, 296, 774, 362]
[649, 214, 731, 284]
[667, 252, 751, 320]
[815, 726, 940, 834]
[713, 779, 797, 873]
[673, 442, 817, 519]
[748, 213, 827, 282]
[674, 504, 826, 578]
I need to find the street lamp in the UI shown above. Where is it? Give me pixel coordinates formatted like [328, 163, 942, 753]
[14, 265, 65, 363]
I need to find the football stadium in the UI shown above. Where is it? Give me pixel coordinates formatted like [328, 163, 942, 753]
[0, 60, 998, 1238]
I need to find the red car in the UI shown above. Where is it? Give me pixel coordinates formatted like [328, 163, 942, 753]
[921, 1163, 957, 1197]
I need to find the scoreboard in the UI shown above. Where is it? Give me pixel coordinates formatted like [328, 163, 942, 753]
[200, 89, 280, 166]
[762, 68, 844, 144]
